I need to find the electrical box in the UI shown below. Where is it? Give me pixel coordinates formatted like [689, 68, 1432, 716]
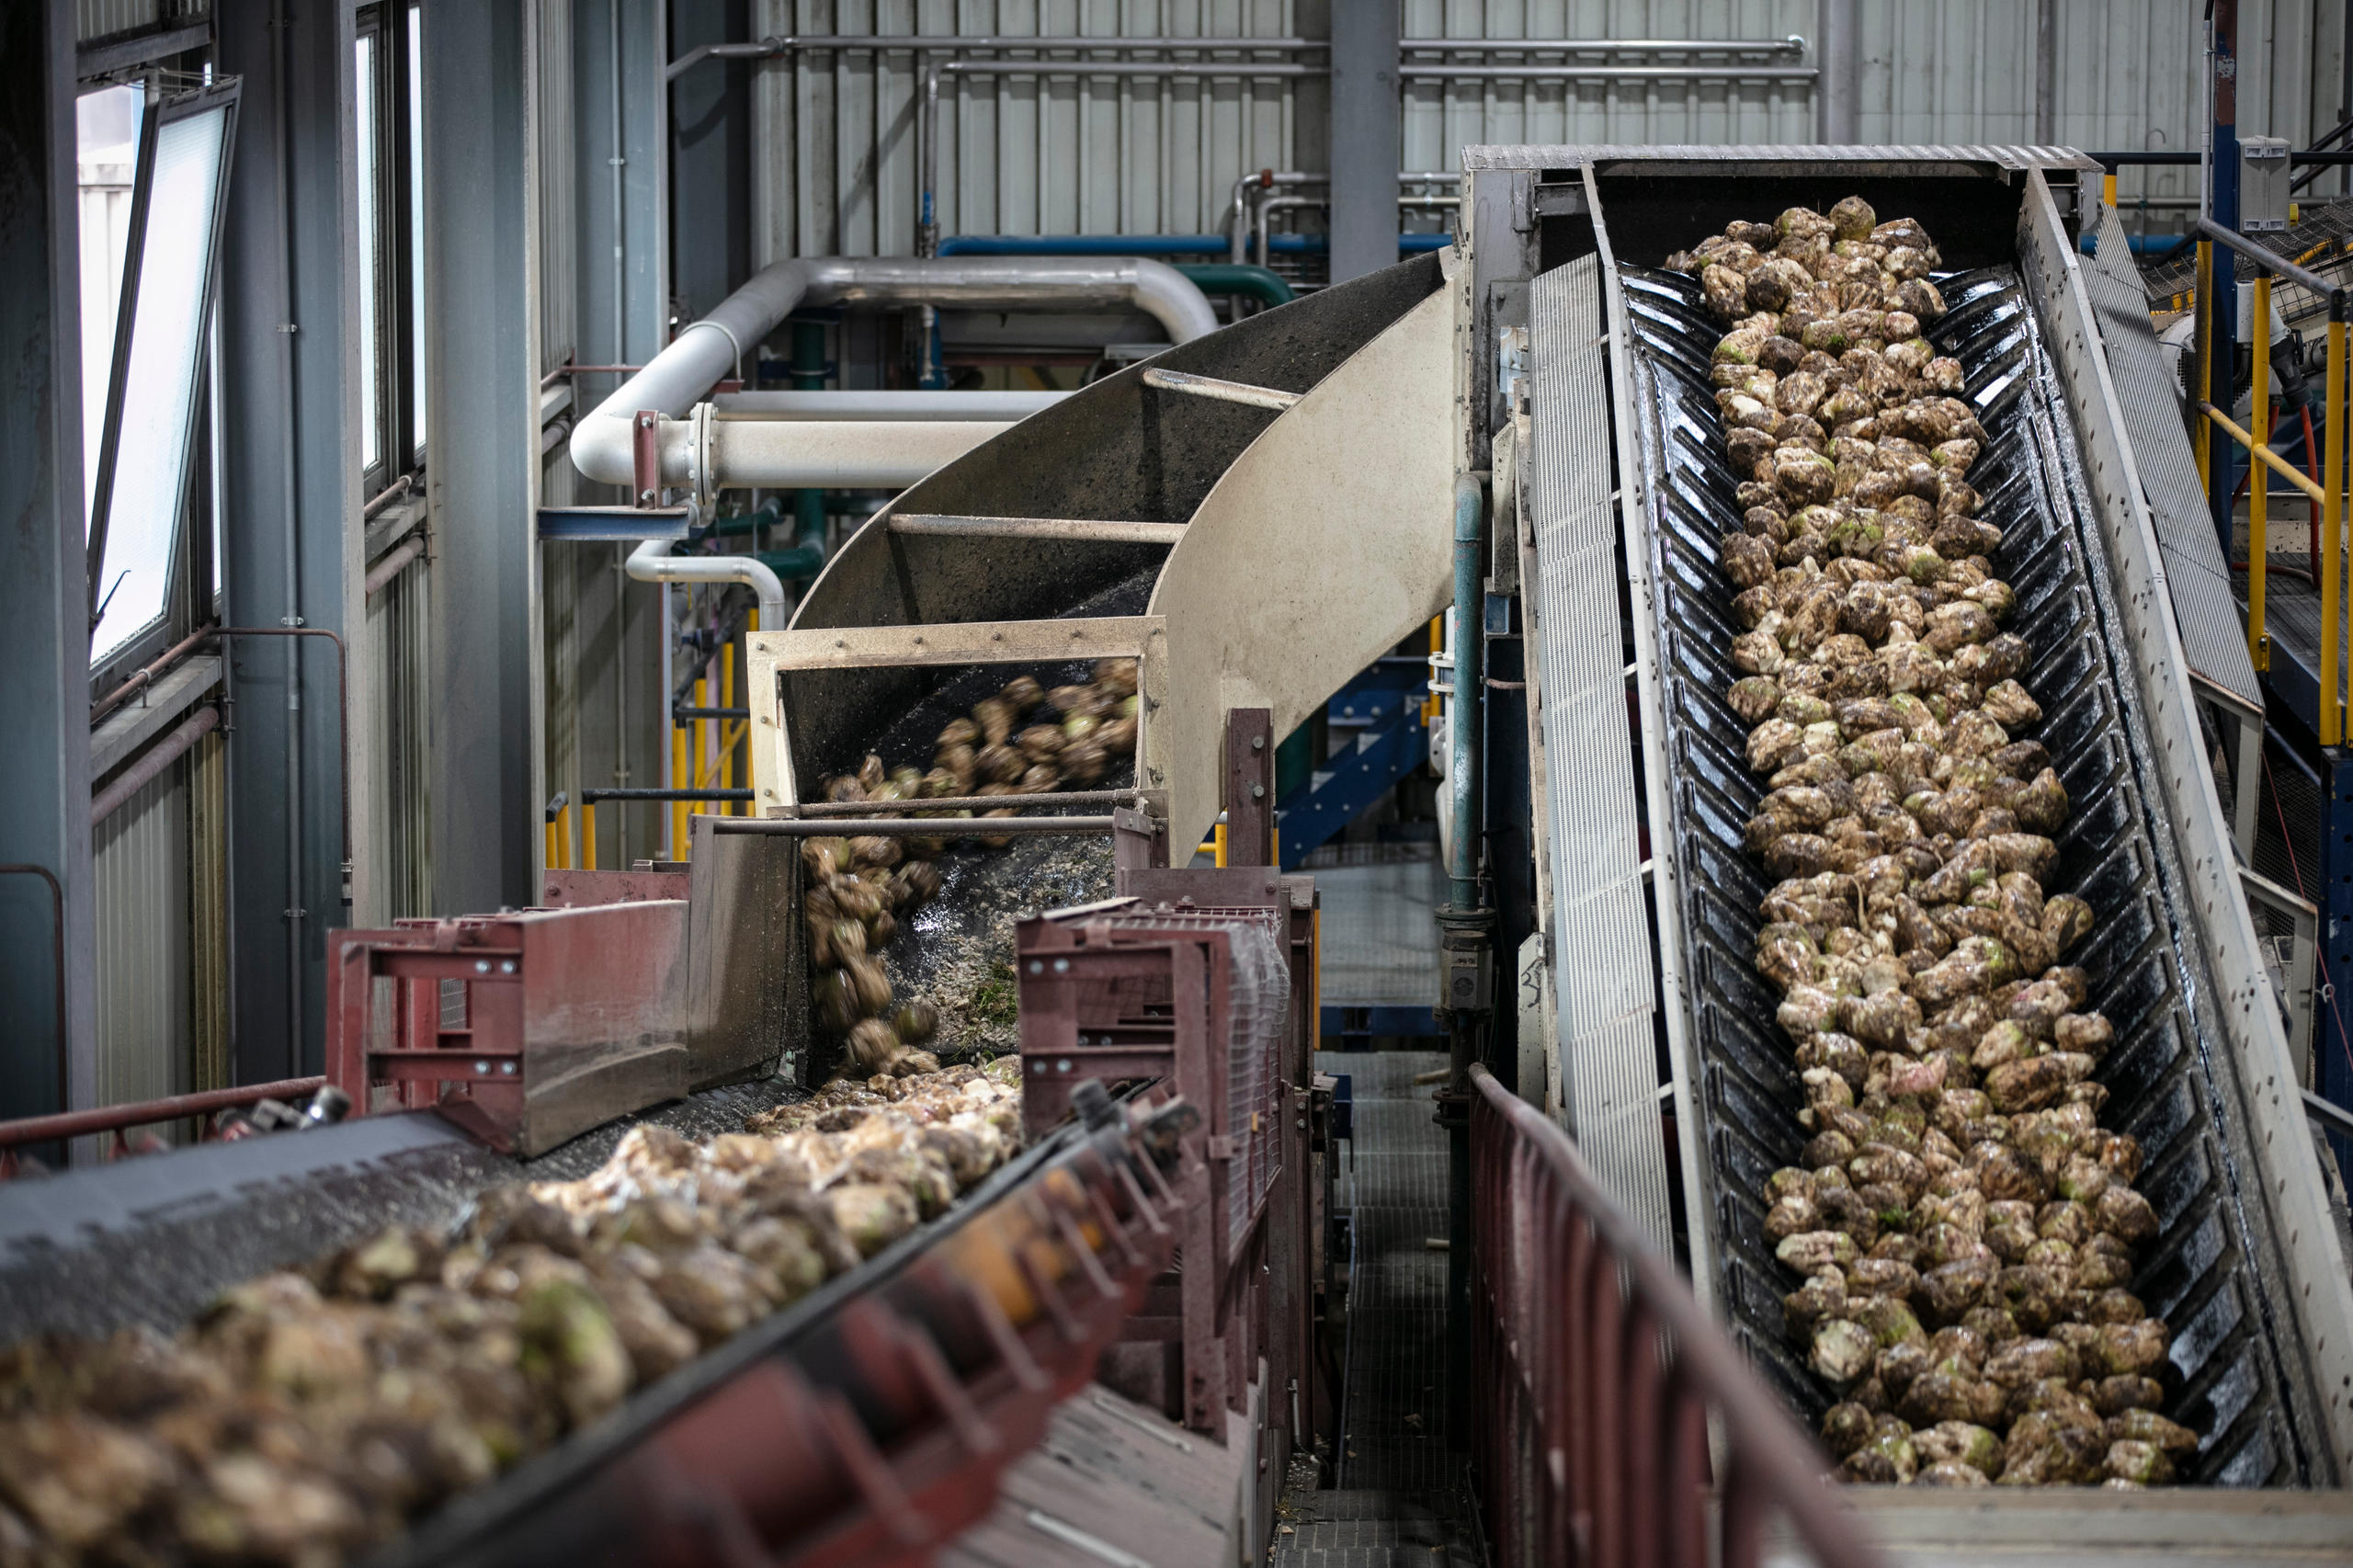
[1439, 925, 1492, 1015]
[2242, 137, 2292, 233]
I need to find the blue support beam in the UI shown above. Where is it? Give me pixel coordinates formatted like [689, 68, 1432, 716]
[2321, 749, 2353, 1173]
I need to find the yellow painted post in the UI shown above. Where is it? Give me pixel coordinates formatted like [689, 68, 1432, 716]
[720, 647, 735, 814]
[1214, 821, 1228, 868]
[583, 801, 597, 870]
[671, 726, 688, 858]
[2325, 314, 2347, 745]
[2194, 242, 2214, 492]
[2102, 170, 2118, 209]
[2251, 276, 2271, 672]
[543, 816, 559, 870]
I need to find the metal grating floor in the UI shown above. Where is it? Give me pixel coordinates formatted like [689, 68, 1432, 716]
[1309, 846, 1445, 1007]
[1316, 1051, 1451, 1494]
[1279, 1050, 1475, 1566]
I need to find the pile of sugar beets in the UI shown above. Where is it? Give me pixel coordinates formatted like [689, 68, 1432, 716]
[1665, 198, 2198, 1487]
[800, 659, 1142, 1076]
[0, 1062, 1028, 1565]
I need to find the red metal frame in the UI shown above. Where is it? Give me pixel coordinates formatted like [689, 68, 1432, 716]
[325, 904, 690, 1154]
[1469, 1064, 1881, 1568]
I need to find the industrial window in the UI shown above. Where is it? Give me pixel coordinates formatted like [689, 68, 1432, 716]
[355, 2, 426, 494]
[83, 76, 240, 672]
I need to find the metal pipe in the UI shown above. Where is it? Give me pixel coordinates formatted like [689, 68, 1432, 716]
[710, 814, 1119, 836]
[267, 0, 312, 1069]
[709, 389, 1064, 419]
[938, 59, 1316, 79]
[2034, 0, 2057, 144]
[673, 36, 1328, 80]
[1398, 62, 1815, 81]
[627, 539, 788, 631]
[919, 63, 939, 257]
[214, 629, 353, 902]
[800, 788, 1142, 817]
[695, 416, 1011, 490]
[1447, 477, 1483, 909]
[0, 1075, 326, 1151]
[1818, 0, 1858, 141]
[573, 256, 1218, 488]
[1255, 194, 1320, 267]
[363, 535, 426, 597]
[92, 624, 217, 721]
[361, 472, 414, 519]
[93, 705, 221, 825]
[0, 866, 69, 1117]
[1140, 366, 1301, 411]
[886, 515, 1184, 544]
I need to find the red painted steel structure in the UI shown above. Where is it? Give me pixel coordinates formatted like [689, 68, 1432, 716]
[1469, 1063, 1881, 1568]
[324, 904, 691, 1154]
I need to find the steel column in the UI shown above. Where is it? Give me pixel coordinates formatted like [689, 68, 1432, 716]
[215, 0, 366, 1080]
[569, 0, 669, 873]
[1815, 0, 1860, 144]
[665, 0, 749, 323]
[423, 0, 543, 915]
[0, 2, 96, 1121]
[2211, 0, 2244, 559]
[1328, 0, 1401, 284]
[2324, 750, 2353, 1172]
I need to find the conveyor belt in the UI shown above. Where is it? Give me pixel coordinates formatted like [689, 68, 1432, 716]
[1617, 256, 2335, 1484]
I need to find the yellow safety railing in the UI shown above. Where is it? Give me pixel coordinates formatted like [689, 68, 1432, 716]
[2192, 217, 2352, 744]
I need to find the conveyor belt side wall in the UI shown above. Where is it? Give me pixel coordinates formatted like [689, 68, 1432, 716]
[1595, 165, 2352, 1484]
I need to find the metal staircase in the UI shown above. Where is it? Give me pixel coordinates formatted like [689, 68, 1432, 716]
[1276, 655, 1431, 867]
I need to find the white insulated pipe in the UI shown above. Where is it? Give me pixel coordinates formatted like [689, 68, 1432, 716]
[574, 256, 1217, 491]
[630, 415, 1017, 491]
[627, 539, 789, 630]
[708, 389, 1067, 420]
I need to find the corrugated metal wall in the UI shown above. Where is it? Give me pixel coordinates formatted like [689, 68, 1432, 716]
[76, 0, 208, 46]
[364, 551, 435, 921]
[1401, 1, 1816, 165]
[745, 2, 2348, 258]
[92, 761, 192, 1119]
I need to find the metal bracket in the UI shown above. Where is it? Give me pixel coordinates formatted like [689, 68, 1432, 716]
[631, 408, 663, 507]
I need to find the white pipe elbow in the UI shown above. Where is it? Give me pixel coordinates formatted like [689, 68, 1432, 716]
[626, 538, 789, 631]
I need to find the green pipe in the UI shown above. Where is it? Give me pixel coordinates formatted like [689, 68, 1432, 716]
[1175, 262, 1294, 309]
[790, 321, 827, 572]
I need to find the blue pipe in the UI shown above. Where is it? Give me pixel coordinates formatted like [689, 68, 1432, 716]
[937, 233, 1450, 257]
[2078, 232, 2191, 256]
[1448, 477, 1483, 911]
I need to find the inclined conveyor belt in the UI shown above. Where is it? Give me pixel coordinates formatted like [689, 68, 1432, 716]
[1617, 254, 2339, 1485]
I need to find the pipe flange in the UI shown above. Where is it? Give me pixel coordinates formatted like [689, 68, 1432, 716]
[690, 402, 718, 514]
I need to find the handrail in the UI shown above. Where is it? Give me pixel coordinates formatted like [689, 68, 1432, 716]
[2193, 221, 2351, 738]
[1468, 1064, 1880, 1568]
[2193, 216, 2348, 302]
[0, 1076, 327, 1169]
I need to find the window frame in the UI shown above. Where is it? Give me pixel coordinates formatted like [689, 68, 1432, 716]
[83, 77, 241, 678]
[355, 2, 423, 499]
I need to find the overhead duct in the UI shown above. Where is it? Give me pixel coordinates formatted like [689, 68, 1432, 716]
[573, 256, 1219, 491]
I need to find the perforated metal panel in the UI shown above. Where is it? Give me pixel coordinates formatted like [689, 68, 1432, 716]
[1526, 253, 1671, 1254]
